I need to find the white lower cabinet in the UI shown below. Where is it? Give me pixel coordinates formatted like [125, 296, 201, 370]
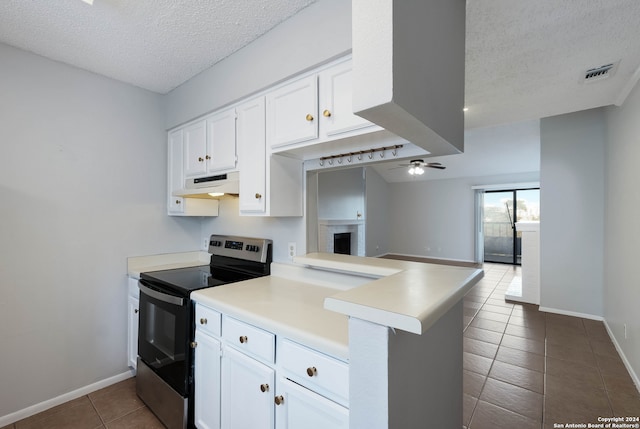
[193, 303, 348, 429]
[194, 330, 221, 429]
[126, 277, 139, 370]
[221, 346, 275, 429]
[275, 378, 349, 429]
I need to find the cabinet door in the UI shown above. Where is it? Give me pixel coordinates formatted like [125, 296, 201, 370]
[194, 331, 221, 429]
[183, 121, 207, 178]
[127, 296, 139, 369]
[167, 129, 185, 214]
[206, 109, 237, 173]
[319, 60, 372, 137]
[267, 75, 318, 149]
[275, 378, 349, 429]
[237, 97, 267, 214]
[221, 346, 275, 429]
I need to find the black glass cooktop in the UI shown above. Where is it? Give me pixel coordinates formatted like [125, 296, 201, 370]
[140, 265, 256, 296]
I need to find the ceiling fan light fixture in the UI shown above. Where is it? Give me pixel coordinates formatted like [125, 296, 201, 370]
[408, 167, 416, 175]
[414, 166, 424, 175]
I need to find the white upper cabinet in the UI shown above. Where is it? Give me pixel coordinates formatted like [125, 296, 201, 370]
[237, 97, 267, 214]
[184, 108, 237, 178]
[168, 129, 186, 214]
[183, 120, 208, 177]
[266, 58, 377, 154]
[206, 109, 237, 173]
[237, 97, 303, 217]
[266, 75, 318, 149]
[167, 128, 219, 217]
[318, 60, 372, 137]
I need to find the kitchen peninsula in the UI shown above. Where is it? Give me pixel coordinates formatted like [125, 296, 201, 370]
[191, 253, 483, 429]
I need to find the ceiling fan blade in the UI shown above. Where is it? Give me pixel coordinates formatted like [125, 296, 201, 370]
[427, 164, 446, 169]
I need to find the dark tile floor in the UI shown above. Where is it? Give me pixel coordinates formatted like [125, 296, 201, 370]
[463, 263, 640, 429]
[3, 263, 639, 429]
[1, 378, 163, 429]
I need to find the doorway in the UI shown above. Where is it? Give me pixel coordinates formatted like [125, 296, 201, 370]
[483, 188, 539, 264]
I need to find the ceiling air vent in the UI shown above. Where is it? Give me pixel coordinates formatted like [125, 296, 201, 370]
[582, 62, 618, 83]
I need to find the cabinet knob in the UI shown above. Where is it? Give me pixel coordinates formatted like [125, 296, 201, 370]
[175, 200, 181, 204]
[134, 309, 139, 314]
[200, 318, 207, 325]
[260, 384, 269, 393]
[323, 109, 332, 117]
[239, 335, 248, 344]
[205, 155, 211, 160]
[190, 341, 198, 349]
[274, 395, 284, 405]
[198, 157, 204, 162]
[306, 366, 317, 377]
[305, 113, 314, 122]
[255, 193, 262, 200]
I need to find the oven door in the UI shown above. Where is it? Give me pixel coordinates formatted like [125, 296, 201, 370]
[138, 279, 190, 397]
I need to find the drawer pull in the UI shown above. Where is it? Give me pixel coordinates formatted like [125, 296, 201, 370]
[260, 384, 269, 393]
[274, 395, 284, 405]
[239, 335, 248, 344]
[305, 113, 314, 122]
[190, 341, 197, 349]
[306, 366, 317, 377]
[200, 318, 207, 325]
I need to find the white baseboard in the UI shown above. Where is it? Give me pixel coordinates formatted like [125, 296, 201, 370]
[603, 320, 640, 395]
[540, 307, 639, 394]
[538, 306, 604, 321]
[0, 370, 135, 427]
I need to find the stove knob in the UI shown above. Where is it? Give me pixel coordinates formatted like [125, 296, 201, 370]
[253, 246, 260, 252]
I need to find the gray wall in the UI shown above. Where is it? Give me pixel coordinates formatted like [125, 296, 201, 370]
[365, 167, 390, 256]
[318, 168, 365, 220]
[539, 109, 605, 317]
[387, 172, 539, 261]
[604, 81, 640, 380]
[0, 43, 201, 418]
[163, 0, 351, 129]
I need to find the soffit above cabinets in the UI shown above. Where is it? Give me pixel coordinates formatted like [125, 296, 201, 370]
[352, 0, 466, 157]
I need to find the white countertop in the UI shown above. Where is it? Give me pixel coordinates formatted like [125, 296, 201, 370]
[131, 251, 483, 360]
[295, 253, 484, 335]
[191, 275, 350, 360]
[127, 251, 209, 278]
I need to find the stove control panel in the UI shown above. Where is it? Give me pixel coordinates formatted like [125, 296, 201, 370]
[208, 235, 272, 263]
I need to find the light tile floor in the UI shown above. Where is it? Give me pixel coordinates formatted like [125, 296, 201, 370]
[3, 263, 639, 429]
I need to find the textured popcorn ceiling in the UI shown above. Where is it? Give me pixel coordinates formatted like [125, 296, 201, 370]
[0, 0, 316, 94]
[464, 0, 640, 129]
[0, 0, 639, 132]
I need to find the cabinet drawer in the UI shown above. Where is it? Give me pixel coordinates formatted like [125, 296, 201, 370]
[195, 304, 221, 337]
[222, 316, 275, 363]
[279, 339, 349, 406]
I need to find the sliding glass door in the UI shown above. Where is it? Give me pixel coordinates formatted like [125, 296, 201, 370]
[483, 188, 539, 264]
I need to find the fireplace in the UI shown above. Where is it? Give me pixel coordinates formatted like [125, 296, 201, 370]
[334, 232, 351, 255]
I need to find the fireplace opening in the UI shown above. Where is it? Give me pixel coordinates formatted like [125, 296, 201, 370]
[334, 232, 351, 255]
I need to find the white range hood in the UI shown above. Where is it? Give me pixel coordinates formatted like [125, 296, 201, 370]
[173, 171, 239, 198]
[352, 0, 466, 156]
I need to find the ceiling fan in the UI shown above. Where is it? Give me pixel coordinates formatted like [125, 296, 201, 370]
[394, 159, 446, 175]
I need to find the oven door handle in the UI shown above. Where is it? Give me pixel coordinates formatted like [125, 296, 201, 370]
[139, 281, 184, 306]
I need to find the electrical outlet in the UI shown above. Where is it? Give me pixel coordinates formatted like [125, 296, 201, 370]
[202, 237, 210, 251]
[288, 242, 296, 261]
